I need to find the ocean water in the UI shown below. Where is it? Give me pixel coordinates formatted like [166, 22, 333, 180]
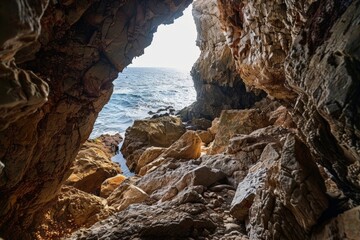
[90, 67, 196, 176]
[91, 67, 196, 137]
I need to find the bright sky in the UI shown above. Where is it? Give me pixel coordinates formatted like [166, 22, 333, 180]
[131, 5, 200, 70]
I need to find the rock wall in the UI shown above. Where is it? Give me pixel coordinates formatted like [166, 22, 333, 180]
[0, 0, 359, 239]
[0, 0, 192, 238]
[180, 0, 264, 121]
[217, 0, 360, 202]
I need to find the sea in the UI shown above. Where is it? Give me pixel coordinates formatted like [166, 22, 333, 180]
[90, 67, 196, 176]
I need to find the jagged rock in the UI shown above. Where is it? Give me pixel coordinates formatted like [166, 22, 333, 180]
[139, 131, 202, 175]
[312, 206, 360, 240]
[68, 203, 217, 240]
[196, 130, 214, 145]
[242, 135, 329, 239]
[107, 183, 150, 212]
[285, 0, 360, 202]
[93, 133, 122, 155]
[135, 147, 166, 173]
[121, 116, 186, 171]
[100, 174, 127, 198]
[0, 0, 193, 237]
[33, 186, 112, 240]
[217, 0, 308, 99]
[137, 161, 226, 202]
[209, 109, 270, 154]
[65, 139, 121, 195]
[208, 117, 220, 135]
[181, 0, 263, 121]
[201, 126, 292, 186]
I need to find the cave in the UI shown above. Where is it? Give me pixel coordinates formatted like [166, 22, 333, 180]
[0, 0, 359, 239]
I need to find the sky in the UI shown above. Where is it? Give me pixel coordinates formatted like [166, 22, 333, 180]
[131, 5, 200, 70]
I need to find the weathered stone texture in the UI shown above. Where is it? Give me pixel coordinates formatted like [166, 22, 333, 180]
[181, 0, 263, 121]
[0, 0, 192, 238]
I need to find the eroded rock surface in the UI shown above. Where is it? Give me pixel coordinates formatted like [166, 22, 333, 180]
[65, 135, 122, 195]
[180, 0, 264, 121]
[0, 0, 192, 238]
[1, 0, 360, 239]
[121, 116, 186, 171]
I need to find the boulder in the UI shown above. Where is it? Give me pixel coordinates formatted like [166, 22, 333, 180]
[107, 183, 150, 212]
[121, 116, 186, 171]
[100, 174, 127, 198]
[209, 109, 270, 154]
[93, 133, 122, 155]
[135, 147, 166, 173]
[196, 130, 214, 145]
[234, 135, 329, 239]
[34, 186, 112, 240]
[69, 203, 217, 240]
[137, 161, 226, 202]
[139, 131, 202, 175]
[65, 139, 121, 195]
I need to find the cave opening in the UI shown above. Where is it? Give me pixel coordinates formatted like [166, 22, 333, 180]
[91, 4, 199, 176]
[91, 4, 198, 138]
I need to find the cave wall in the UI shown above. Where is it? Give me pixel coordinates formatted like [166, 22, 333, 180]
[0, 0, 359, 238]
[181, 0, 264, 121]
[217, 0, 360, 202]
[0, 0, 191, 238]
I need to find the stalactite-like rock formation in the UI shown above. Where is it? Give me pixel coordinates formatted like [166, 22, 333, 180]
[0, 0, 191, 238]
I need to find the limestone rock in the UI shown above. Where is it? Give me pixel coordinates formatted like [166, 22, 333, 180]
[285, 0, 360, 201]
[0, 0, 193, 237]
[94, 133, 122, 155]
[137, 161, 225, 202]
[139, 131, 202, 175]
[217, 0, 308, 99]
[312, 206, 360, 240]
[181, 0, 263, 121]
[196, 130, 214, 145]
[202, 126, 292, 187]
[100, 174, 127, 198]
[107, 183, 149, 212]
[69, 203, 217, 240]
[135, 147, 166, 173]
[237, 135, 329, 239]
[121, 116, 186, 171]
[65, 139, 121, 195]
[209, 109, 270, 154]
[33, 186, 112, 240]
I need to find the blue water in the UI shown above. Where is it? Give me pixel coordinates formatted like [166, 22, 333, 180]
[90, 67, 196, 176]
[91, 67, 196, 138]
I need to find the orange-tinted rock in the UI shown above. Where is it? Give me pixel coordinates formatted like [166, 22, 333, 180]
[0, 1, 193, 237]
[100, 174, 127, 198]
[65, 140, 121, 195]
[139, 131, 202, 175]
[196, 130, 214, 145]
[209, 109, 270, 154]
[121, 116, 186, 171]
[136, 147, 166, 173]
[107, 183, 149, 212]
[33, 185, 113, 240]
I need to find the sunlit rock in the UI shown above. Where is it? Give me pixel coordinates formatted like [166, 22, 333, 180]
[100, 174, 127, 198]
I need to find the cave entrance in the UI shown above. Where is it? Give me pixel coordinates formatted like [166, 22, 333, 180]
[90, 5, 199, 176]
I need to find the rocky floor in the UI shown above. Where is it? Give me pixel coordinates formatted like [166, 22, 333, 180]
[31, 99, 360, 240]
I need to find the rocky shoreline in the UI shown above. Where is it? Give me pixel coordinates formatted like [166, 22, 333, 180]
[0, 0, 359, 239]
[30, 98, 359, 239]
